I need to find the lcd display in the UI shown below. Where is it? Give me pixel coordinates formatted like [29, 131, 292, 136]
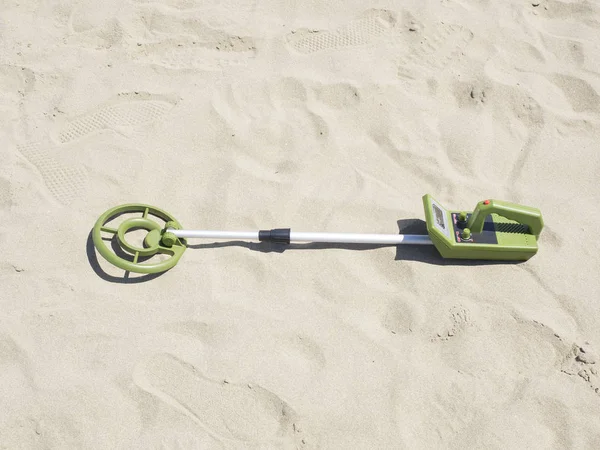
[433, 204, 445, 229]
[430, 200, 450, 238]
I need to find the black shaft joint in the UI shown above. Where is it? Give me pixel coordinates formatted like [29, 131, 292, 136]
[258, 228, 291, 244]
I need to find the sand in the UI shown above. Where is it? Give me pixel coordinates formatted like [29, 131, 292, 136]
[1, 0, 600, 448]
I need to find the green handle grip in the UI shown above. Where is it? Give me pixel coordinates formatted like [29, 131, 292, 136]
[466, 199, 544, 238]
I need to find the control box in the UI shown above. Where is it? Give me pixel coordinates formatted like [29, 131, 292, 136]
[423, 194, 544, 261]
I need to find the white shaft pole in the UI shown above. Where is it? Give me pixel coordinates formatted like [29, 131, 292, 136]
[172, 230, 260, 240]
[290, 232, 432, 245]
[168, 229, 432, 245]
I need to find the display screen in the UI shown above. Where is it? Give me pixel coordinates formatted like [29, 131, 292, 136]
[430, 200, 450, 238]
[433, 204, 445, 229]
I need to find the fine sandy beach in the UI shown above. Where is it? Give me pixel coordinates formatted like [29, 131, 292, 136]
[1, 0, 600, 448]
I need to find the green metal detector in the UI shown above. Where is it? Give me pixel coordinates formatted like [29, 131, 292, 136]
[91, 194, 544, 274]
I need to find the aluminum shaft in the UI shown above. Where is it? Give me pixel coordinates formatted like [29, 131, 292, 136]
[168, 229, 433, 245]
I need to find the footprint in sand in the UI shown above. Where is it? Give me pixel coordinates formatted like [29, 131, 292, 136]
[129, 0, 256, 13]
[132, 353, 300, 445]
[311, 81, 362, 109]
[286, 9, 398, 54]
[454, 393, 575, 449]
[127, 5, 256, 71]
[439, 82, 544, 185]
[17, 141, 88, 205]
[526, 0, 598, 24]
[429, 304, 473, 342]
[561, 342, 600, 396]
[67, 0, 126, 49]
[143, 43, 255, 72]
[69, 0, 121, 33]
[437, 313, 568, 379]
[54, 92, 176, 144]
[128, 0, 202, 9]
[163, 320, 326, 380]
[396, 20, 473, 79]
[377, 294, 424, 335]
[525, 0, 600, 72]
[546, 73, 600, 114]
[0, 64, 36, 103]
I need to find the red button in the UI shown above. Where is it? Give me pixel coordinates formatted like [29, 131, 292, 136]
[483, 200, 490, 205]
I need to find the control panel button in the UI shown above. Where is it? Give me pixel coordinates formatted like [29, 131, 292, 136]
[461, 228, 472, 240]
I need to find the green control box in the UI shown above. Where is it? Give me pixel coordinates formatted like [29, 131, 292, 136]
[422, 194, 544, 261]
